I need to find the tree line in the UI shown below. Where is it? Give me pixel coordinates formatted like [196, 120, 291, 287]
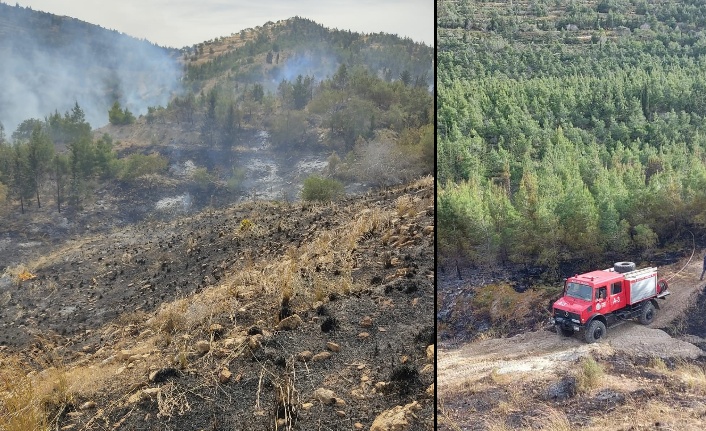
[0, 103, 166, 214]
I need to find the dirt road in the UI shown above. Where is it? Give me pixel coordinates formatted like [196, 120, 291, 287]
[438, 255, 706, 394]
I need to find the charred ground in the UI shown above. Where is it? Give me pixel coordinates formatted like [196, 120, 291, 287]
[0, 177, 434, 430]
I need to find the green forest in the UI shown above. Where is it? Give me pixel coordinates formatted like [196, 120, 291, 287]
[438, 0, 706, 275]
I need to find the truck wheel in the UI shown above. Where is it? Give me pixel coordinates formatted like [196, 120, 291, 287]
[584, 320, 606, 343]
[614, 261, 636, 273]
[639, 301, 655, 325]
[556, 325, 574, 337]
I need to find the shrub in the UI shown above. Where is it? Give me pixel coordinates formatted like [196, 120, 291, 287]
[301, 175, 344, 202]
[190, 167, 214, 190]
[575, 356, 604, 393]
[118, 153, 168, 181]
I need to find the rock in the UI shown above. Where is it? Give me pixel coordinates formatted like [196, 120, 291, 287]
[544, 376, 577, 401]
[247, 325, 262, 336]
[79, 401, 96, 410]
[313, 388, 337, 405]
[117, 350, 131, 361]
[101, 355, 116, 365]
[594, 389, 624, 403]
[421, 364, 434, 375]
[358, 332, 370, 340]
[375, 382, 388, 391]
[224, 335, 247, 348]
[351, 388, 366, 400]
[248, 334, 262, 350]
[209, 323, 225, 337]
[149, 367, 180, 383]
[142, 388, 161, 398]
[354, 423, 364, 430]
[370, 401, 421, 431]
[301, 402, 314, 411]
[334, 397, 346, 406]
[219, 368, 232, 384]
[311, 351, 332, 362]
[297, 350, 313, 362]
[426, 344, 434, 362]
[426, 383, 434, 397]
[276, 314, 302, 331]
[400, 355, 409, 364]
[326, 342, 340, 352]
[336, 410, 346, 418]
[195, 340, 211, 355]
[360, 316, 373, 327]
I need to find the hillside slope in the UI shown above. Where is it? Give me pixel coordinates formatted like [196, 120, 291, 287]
[0, 177, 434, 430]
[438, 256, 706, 430]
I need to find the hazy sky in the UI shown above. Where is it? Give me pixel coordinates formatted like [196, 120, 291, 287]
[13, 0, 433, 48]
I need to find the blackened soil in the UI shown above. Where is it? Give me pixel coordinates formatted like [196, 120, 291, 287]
[2, 179, 435, 430]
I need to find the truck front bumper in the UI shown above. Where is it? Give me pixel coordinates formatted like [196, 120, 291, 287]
[554, 316, 581, 332]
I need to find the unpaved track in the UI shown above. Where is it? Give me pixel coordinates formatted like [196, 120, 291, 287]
[438, 256, 706, 393]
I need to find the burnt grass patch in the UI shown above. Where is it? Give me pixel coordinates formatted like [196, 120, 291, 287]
[1, 178, 435, 430]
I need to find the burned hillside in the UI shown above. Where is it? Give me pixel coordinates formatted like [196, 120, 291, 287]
[0, 176, 434, 430]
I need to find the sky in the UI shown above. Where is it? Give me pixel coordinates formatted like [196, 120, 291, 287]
[12, 0, 433, 48]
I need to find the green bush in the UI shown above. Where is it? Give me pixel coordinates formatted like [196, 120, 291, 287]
[190, 167, 213, 190]
[118, 153, 168, 181]
[301, 175, 344, 202]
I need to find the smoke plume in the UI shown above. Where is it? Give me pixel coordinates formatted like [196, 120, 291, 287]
[0, 3, 183, 136]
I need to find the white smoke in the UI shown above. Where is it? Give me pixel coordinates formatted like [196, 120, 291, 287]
[0, 5, 183, 135]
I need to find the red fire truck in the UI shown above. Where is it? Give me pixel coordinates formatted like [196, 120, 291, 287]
[552, 262, 670, 343]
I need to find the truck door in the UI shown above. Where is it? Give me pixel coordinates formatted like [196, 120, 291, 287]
[608, 281, 624, 312]
[595, 286, 608, 312]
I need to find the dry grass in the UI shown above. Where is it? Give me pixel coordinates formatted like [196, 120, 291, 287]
[481, 405, 571, 431]
[586, 400, 706, 430]
[649, 356, 669, 372]
[0, 358, 47, 431]
[0, 356, 97, 431]
[574, 356, 604, 393]
[0, 180, 433, 431]
[674, 363, 706, 394]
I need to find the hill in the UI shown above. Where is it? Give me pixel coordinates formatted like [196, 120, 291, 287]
[0, 176, 434, 430]
[0, 6, 434, 430]
[0, 12, 433, 271]
[438, 0, 706, 274]
[437, 0, 706, 429]
[0, 2, 182, 134]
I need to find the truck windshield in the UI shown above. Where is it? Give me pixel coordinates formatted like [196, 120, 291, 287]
[565, 282, 592, 301]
